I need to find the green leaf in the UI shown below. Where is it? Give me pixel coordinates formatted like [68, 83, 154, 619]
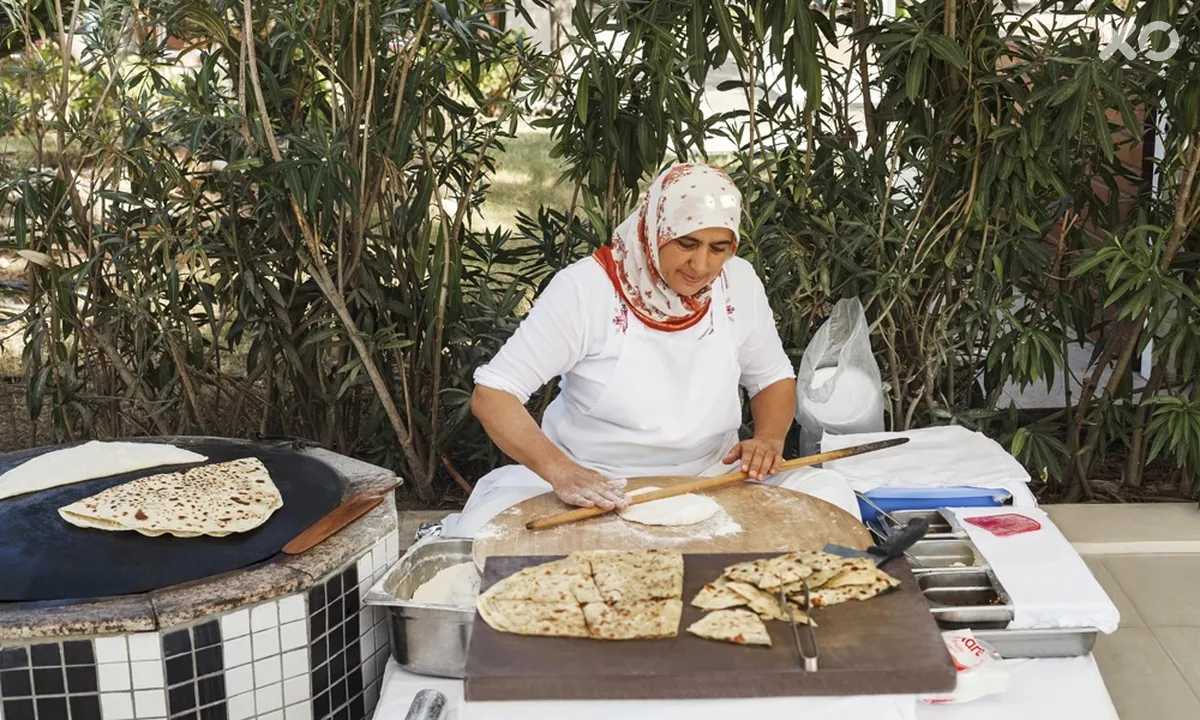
[927, 36, 968, 70]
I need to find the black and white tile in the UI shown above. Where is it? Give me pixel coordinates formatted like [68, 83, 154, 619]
[0, 527, 400, 720]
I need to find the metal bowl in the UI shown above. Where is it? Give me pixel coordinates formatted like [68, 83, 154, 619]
[362, 538, 476, 678]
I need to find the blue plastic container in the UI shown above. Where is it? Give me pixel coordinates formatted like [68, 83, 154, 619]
[856, 486, 1011, 523]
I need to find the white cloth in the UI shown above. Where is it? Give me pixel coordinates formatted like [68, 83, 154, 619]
[473, 256, 793, 407]
[915, 655, 1118, 720]
[539, 255, 741, 481]
[821, 427, 1038, 507]
[948, 508, 1120, 634]
[374, 655, 1118, 720]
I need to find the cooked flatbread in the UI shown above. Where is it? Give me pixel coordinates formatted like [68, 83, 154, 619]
[577, 549, 684, 603]
[723, 559, 780, 589]
[760, 553, 814, 589]
[687, 609, 772, 647]
[691, 579, 747, 610]
[824, 558, 881, 588]
[57, 458, 281, 538]
[809, 576, 899, 608]
[477, 596, 589, 638]
[583, 600, 682, 640]
[0, 441, 207, 501]
[726, 581, 815, 624]
[484, 556, 599, 604]
[782, 552, 851, 590]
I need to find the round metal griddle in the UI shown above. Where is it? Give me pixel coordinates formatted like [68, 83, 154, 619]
[0, 437, 344, 603]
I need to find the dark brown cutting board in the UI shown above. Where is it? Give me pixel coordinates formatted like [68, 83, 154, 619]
[465, 553, 956, 701]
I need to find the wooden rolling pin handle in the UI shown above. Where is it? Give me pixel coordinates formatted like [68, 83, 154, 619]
[524, 437, 909, 531]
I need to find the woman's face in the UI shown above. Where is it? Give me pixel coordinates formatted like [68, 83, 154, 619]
[658, 227, 736, 297]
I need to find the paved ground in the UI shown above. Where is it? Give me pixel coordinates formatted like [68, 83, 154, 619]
[1047, 503, 1200, 719]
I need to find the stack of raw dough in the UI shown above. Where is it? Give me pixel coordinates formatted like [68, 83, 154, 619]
[687, 551, 900, 647]
[476, 549, 684, 640]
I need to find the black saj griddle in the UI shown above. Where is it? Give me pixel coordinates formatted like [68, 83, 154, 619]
[0, 436, 344, 603]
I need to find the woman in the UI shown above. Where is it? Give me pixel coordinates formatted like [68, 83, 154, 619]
[454, 163, 851, 537]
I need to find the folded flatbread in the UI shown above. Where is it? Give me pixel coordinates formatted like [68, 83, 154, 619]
[577, 549, 684, 603]
[0, 441, 207, 501]
[478, 596, 589, 638]
[57, 457, 282, 538]
[691, 578, 747, 610]
[481, 556, 601, 604]
[583, 600, 682, 640]
[687, 609, 772, 647]
[477, 551, 685, 640]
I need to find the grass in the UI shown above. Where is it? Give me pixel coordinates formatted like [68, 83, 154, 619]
[476, 130, 574, 231]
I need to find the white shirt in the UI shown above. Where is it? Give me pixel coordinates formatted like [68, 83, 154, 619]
[473, 256, 794, 406]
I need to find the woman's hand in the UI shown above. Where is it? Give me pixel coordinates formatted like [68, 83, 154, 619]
[548, 463, 630, 510]
[723, 436, 785, 481]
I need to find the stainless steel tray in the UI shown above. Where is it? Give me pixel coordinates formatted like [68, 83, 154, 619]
[907, 538, 982, 572]
[919, 569, 1014, 627]
[973, 627, 1100, 658]
[362, 538, 477, 679]
[883, 509, 965, 540]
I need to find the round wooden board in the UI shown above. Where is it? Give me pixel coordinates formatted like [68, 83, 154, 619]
[473, 478, 872, 569]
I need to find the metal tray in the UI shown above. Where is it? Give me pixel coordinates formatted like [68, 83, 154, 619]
[362, 538, 477, 679]
[973, 627, 1099, 658]
[919, 569, 1014, 627]
[882, 509, 964, 540]
[907, 538, 982, 572]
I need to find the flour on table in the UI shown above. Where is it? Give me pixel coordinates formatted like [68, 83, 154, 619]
[411, 561, 480, 608]
[618, 486, 722, 527]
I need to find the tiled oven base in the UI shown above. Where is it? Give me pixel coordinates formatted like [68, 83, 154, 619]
[0, 530, 401, 720]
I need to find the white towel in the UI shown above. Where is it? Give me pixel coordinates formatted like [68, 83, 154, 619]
[821, 427, 1037, 507]
[947, 508, 1119, 634]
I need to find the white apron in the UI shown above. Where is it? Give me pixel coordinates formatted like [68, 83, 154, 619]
[446, 281, 859, 539]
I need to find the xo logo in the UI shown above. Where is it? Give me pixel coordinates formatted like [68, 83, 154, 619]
[1099, 21, 1181, 62]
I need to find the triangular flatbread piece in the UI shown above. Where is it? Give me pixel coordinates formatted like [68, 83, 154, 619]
[477, 596, 589, 637]
[57, 458, 281, 538]
[809, 575, 899, 608]
[687, 609, 772, 647]
[691, 579, 747, 610]
[824, 558, 880, 588]
[724, 581, 815, 625]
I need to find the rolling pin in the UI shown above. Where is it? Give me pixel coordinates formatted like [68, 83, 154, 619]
[524, 437, 909, 530]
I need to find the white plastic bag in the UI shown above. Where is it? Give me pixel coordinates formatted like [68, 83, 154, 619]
[919, 630, 1010, 705]
[795, 298, 885, 455]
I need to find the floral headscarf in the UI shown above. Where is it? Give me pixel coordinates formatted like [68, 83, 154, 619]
[593, 163, 741, 332]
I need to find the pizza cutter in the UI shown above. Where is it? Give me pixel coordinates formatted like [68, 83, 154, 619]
[822, 516, 930, 564]
[779, 582, 818, 671]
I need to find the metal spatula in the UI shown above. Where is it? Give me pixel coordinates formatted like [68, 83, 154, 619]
[823, 516, 930, 564]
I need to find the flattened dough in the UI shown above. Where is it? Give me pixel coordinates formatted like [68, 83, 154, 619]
[618, 486, 722, 527]
[0, 441, 207, 500]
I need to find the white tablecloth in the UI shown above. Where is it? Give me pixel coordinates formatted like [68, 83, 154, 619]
[373, 654, 1119, 720]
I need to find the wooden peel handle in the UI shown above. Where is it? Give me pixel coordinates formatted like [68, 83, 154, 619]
[523, 437, 909, 531]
